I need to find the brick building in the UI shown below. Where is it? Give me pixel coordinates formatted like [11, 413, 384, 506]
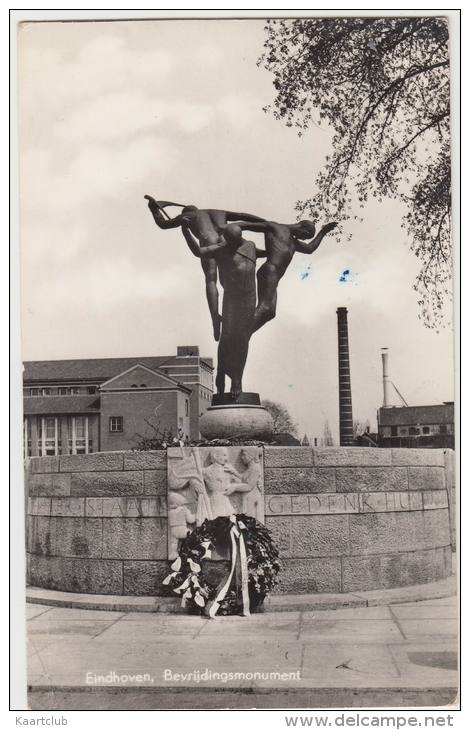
[23, 346, 213, 456]
[377, 402, 454, 449]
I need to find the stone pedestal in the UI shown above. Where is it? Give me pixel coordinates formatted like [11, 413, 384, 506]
[199, 393, 274, 441]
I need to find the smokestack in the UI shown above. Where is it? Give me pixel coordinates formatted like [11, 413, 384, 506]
[336, 307, 354, 446]
[381, 348, 392, 407]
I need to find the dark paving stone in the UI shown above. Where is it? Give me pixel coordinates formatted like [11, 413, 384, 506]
[407, 651, 458, 671]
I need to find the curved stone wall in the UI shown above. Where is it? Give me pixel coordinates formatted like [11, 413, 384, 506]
[264, 447, 453, 593]
[25, 447, 453, 596]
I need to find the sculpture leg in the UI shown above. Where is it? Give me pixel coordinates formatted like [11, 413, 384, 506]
[201, 258, 222, 341]
[228, 334, 248, 399]
[216, 368, 225, 395]
[251, 264, 279, 334]
[230, 376, 243, 400]
[215, 338, 226, 395]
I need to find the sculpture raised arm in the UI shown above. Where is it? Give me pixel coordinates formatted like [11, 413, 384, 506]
[294, 222, 338, 254]
[144, 195, 184, 229]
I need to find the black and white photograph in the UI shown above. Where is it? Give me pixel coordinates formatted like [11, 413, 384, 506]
[12, 9, 459, 715]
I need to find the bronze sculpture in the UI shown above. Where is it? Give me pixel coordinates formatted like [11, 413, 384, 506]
[144, 196, 264, 341]
[145, 195, 337, 400]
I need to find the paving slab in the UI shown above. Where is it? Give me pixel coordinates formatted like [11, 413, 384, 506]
[28, 618, 119, 639]
[394, 619, 457, 640]
[299, 643, 400, 689]
[300, 618, 403, 643]
[197, 613, 301, 638]
[27, 604, 54, 620]
[28, 635, 63, 656]
[119, 612, 206, 623]
[96, 615, 205, 640]
[388, 641, 458, 688]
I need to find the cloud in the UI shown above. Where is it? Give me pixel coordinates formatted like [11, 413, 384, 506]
[217, 92, 261, 128]
[19, 32, 175, 110]
[20, 135, 177, 216]
[24, 252, 186, 316]
[54, 91, 216, 143]
[52, 90, 264, 147]
[193, 44, 224, 67]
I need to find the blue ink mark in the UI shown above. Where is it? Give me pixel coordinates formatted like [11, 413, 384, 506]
[288, 384, 294, 388]
[300, 264, 312, 281]
[339, 269, 350, 283]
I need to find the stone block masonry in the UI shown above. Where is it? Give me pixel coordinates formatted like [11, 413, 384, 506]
[26, 451, 169, 596]
[25, 447, 453, 596]
[263, 447, 452, 593]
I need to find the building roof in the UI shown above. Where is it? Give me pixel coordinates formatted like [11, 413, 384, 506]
[100, 363, 192, 394]
[23, 395, 101, 415]
[378, 403, 454, 426]
[23, 354, 214, 383]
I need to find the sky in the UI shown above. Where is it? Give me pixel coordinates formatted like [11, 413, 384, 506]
[18, 18, 455, 443]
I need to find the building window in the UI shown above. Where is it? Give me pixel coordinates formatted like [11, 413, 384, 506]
[45, 417, 55, 439]
[69, 387, 80, 395]
[30, 387, 50, 396]
[58, 387, 68, 395]
[422, 426, 430, 435]
[185, 399, 189, 416]
[409, 427, 420, 435]
[109, 416, 123, 433]
[391, 426, 397, 437]
[87, 386, 97, 394]
[75, 416, 86, 439]
[37, 416, 58, 456]
[23, 418, 31, 458]
[67, 416, 90, 454]
[439, 424, 447, 434]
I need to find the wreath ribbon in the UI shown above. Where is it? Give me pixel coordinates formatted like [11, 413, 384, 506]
[208, 519, 250, 619]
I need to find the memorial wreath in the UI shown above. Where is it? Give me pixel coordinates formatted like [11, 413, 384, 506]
[162, 514, 280, 617]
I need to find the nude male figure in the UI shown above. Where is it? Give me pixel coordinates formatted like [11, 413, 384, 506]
[238, 219, 338, 334]
[144, 196, 265, 341]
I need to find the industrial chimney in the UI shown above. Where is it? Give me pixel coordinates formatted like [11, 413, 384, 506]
[381, 348, 392, 408]
[336, 307, 354, 446]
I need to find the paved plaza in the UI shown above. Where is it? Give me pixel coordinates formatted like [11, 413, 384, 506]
[26, 594, 458, 710]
